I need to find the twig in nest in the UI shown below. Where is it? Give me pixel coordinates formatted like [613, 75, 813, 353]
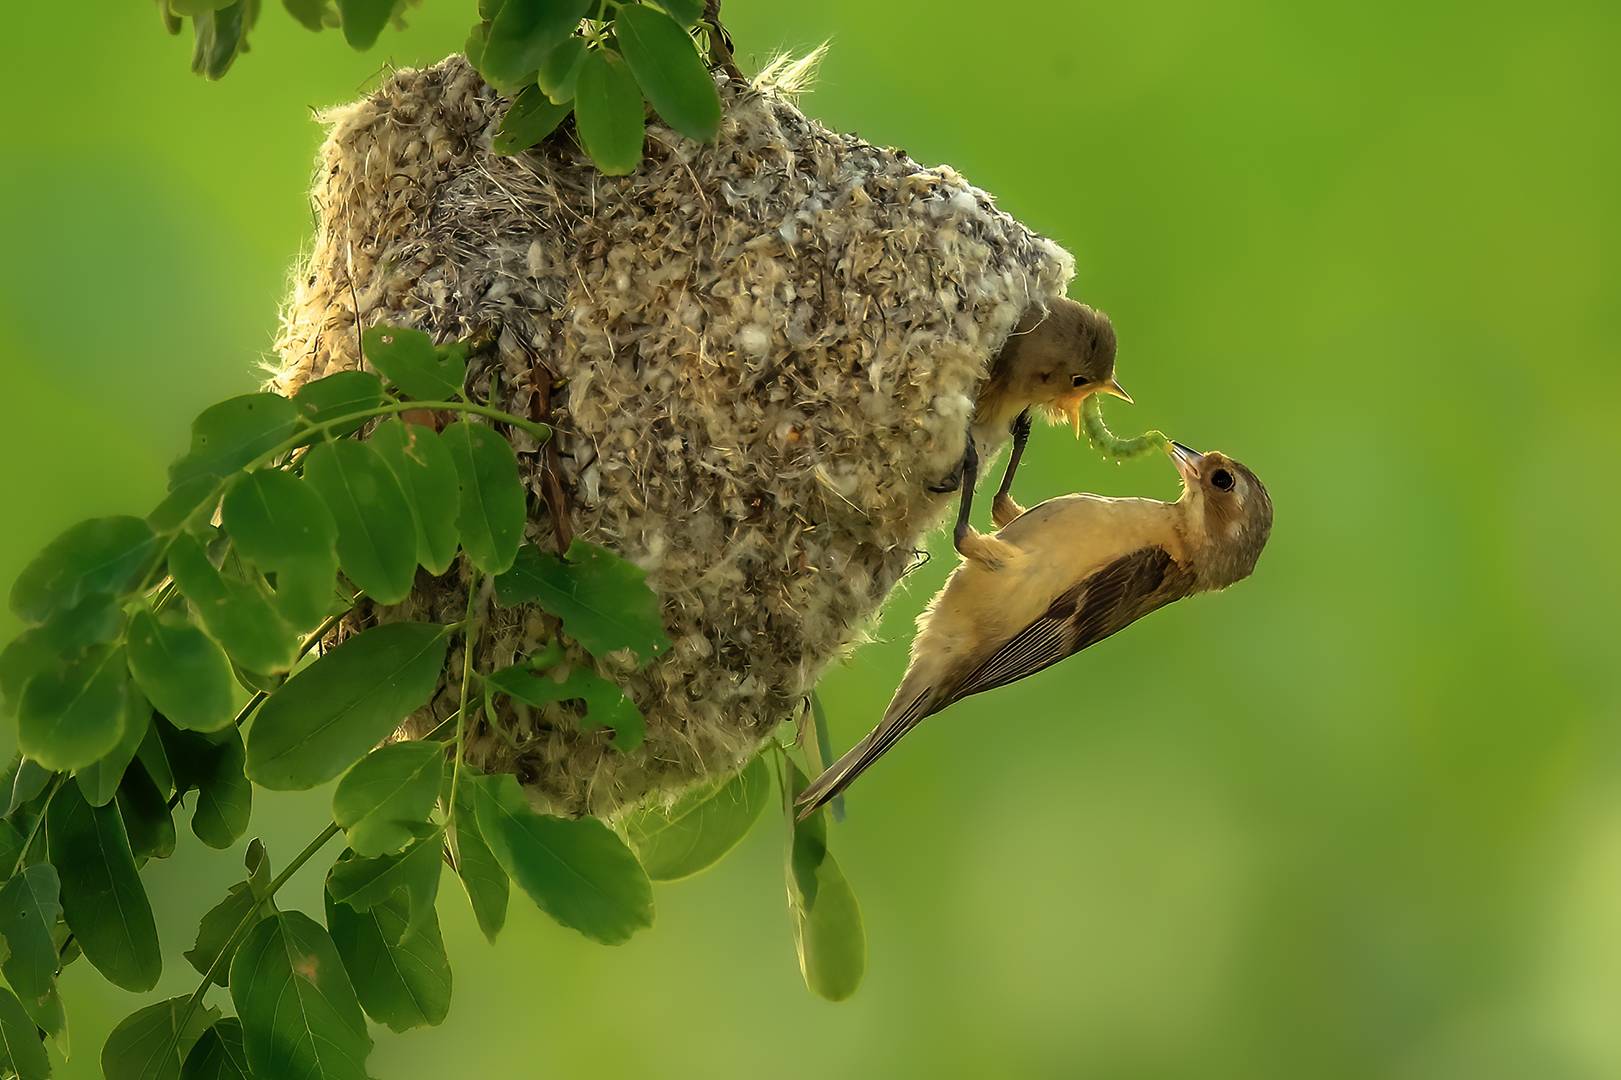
[530, 362, 575, 558]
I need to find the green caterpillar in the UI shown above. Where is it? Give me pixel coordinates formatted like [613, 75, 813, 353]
[1080, 394, 1171, 461]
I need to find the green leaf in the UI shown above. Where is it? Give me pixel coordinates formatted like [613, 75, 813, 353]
[136, 723, 176, 797]
[157, 0, 184, 34]
[478, 0, 505, 19]
[0, 865, 65, 1041]
[325, 830, 444, 943]
[442, 420, 527, 575]
[492, 84, 573, 155]
[470, 772, 652, 944]
[169, 394, 302, 488]
[9, 515, 156, 625]
[333, 742, 443, 857]
[230, 911, 372, 1080]
[180, 1019, 251, 1080]
[283, 0, 336, 32]
[464, 19, 490, 73]
[0, 636, 48, 721]
[186, 842, 272, 987]
[495, 540, 670, 665]
[0, 986, 50, 1080]
[188, 729, 252, 849]
[6, 759, 52, 818]
[117, 761, 177, 860]
[657, 0, 703, 25]
[0, 819, 23, 879]
[326, 865, 452, 1032]
[575, 49, 647, 175]
[102, 996, 221, 1080]
[301, 440, 420, 604]
[190, 0, 256, 80]
[2, 593, 124, 719]
[625, 755, 770, 880]
[486, 662, 645, 750]
[246, 622, 450, 790]
[46, 782, 162, 991]
[336, 0, 393, 49]
[360, 326, 466, 401]
[482, 0, 594, 88]
[448, 774, 508, 943]
[18, 645, 128, 770]
[220, 469, 340, 630]
[126, 610, 237, 733]
[786, 763, 865, 1001]
[537, 35, 587, 102]
[616, 4, 721, 142]
[368, 419, 460, 576]
[168, 534, 300, 675]
[293, 370, 385, 435]
[76, 687, 152, 806]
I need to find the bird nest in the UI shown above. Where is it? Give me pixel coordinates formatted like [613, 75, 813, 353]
[271, 54, 1074, 817]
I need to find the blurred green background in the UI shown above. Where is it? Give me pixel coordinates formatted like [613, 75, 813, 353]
[2, 2, 1618, 1077]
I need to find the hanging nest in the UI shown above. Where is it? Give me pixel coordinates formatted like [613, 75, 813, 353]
[271, 54, 1075, 817]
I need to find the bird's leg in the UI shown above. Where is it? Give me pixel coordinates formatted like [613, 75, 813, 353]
[951, 433, 980, 553]
[991, 409, 1031, 529]
[953, 431, 1019, 569]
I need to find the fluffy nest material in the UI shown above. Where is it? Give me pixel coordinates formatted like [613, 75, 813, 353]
[271, 54, 1074, 817]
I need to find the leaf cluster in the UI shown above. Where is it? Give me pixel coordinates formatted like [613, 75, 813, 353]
[154, 0, 732, 174]
[0, 325, 864, 1078]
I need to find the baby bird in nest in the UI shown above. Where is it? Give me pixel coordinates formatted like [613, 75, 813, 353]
[798, 441, 1272, 818]
[936, 297, 1130, 566]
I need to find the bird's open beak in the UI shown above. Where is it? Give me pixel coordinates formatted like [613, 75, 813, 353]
[1168, 440, 1204, 484]
[1062, 379, 1132, 437]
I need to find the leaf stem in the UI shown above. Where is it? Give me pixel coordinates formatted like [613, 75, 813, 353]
[158, 820, 342, 1067]
[260, 399, 552, 470]
[137, 397, 549, 595]
[448, 576, 484, 820]
[16, 774, 65, 862]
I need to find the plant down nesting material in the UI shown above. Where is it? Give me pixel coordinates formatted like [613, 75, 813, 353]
[272, 54, 1075, 817]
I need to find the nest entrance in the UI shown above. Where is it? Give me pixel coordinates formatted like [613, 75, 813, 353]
[273, 56, 1074, 816]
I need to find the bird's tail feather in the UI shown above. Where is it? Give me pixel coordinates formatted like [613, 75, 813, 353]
[795, 691, 932, 820]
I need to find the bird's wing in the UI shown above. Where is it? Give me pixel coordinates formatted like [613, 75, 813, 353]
[947, 545, 1195, 705]
[796, 546, 1194, 821]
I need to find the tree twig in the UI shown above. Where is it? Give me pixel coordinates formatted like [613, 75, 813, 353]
[703, 0, 745, 82]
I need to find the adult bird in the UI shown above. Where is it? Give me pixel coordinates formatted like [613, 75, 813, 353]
[798, 441, 1272, 818]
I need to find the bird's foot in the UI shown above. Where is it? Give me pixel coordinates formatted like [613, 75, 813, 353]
[928, 466, 963, 495]
[1010, 409, 1033, 442]
[954, 526, 1018, 570]
[991, 492, 1027, 529]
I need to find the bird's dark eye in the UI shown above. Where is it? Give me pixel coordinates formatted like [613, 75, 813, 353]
[1211, 469, 1234, 491]
[1071, 374, 1087, 388]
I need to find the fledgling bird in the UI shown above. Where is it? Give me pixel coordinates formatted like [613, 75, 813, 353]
[937, 297, 1131, 567]
[798, 441, 1272, 818]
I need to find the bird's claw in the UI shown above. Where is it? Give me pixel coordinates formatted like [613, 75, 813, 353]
[991, 492, 1027, 529]
[954, 526, 1017, 570]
